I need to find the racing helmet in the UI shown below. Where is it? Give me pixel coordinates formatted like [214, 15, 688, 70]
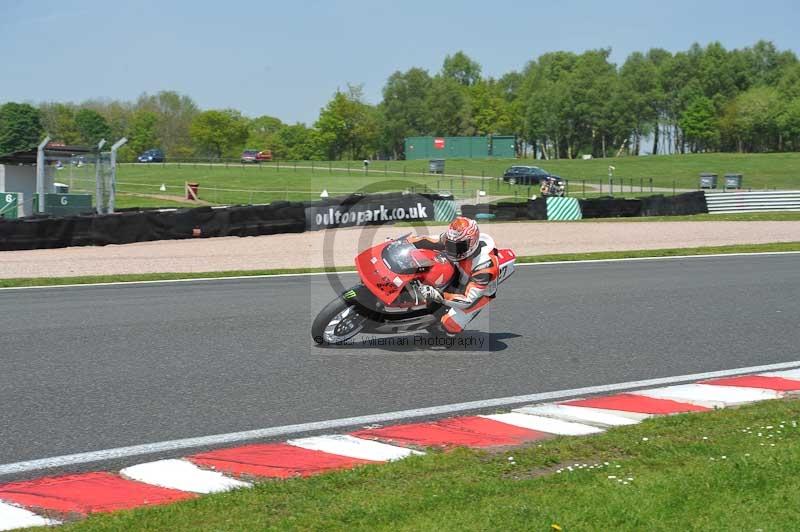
[444, 216, 480, 261]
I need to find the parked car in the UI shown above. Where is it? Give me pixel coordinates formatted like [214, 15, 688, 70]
[240, 150, 260, 163]
[137, 149, 165, 163]
[256, 150, 272, 162]
[501, 165, 562, 186]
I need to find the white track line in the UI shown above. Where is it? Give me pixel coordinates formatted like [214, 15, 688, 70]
[2, 359, 800, 476]
[481, 413, 603, 436]
[120, 459, 251, 494]
[513, 404, 641, 427]
[633, 384, 779, 408]
[761, 369, 800, 380]
[1, 251, 797, 292]
[0, 502, 59, 531]
[286, 435, 421, 461]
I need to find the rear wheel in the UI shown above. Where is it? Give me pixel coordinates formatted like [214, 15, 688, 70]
[312, 298, 367, 345]
[508, 177, 517, 185]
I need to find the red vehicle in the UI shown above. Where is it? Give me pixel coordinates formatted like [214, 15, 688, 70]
[256, 150, 272, 162]
[312, 235, 516, 345]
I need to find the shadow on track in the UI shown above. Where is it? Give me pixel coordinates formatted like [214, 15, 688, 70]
[314, 331, 521, 354]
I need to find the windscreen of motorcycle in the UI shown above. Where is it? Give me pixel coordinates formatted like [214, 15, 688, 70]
[381, 240, 434, 274]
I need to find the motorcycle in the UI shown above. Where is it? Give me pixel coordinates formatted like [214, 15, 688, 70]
[312, 235, 516, 345]
[540, 177, 566, 197]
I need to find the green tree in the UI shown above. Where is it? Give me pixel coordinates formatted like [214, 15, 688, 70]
[425, 77, 472, 136]
[721, 87, 784, 152]
[315, 85, 379, 160]
[127, 111, 160, 158]
[777, 98, 800, 150]
[38, 103, 81, 145]
[190, 109, 249, 159]
[468, 80, 512, 136]
[777, 63, 800, 100]
[272, 123, 325, 160]
[74, 108, 112, 146]
[136, 91, 199, 158]
[379, 68, 432, 157]
[247, 115, 283, 149]
[442, 51, 482, 87]
[0, 102, 44, 154]
[679, 96, 719, 152]
[619, 51, 660, 154]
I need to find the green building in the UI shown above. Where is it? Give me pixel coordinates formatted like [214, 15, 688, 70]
[404, 136, 516, 160]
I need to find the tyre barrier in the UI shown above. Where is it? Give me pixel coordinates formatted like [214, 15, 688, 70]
[0, 192, 448, 251]
[460, 192, 708, 223]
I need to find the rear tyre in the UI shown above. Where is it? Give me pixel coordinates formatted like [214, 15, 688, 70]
[312, 298, 367, 345]
[508, 177, 517, 185]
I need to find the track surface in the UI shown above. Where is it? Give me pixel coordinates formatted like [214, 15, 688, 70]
[1, 254, 798, 474]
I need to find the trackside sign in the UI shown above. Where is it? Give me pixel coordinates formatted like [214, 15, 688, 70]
[304, 195, 435, 230]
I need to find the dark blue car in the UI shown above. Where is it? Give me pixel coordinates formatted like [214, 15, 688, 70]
[501, 165, 562, 185]
[137, 149, 165, 163]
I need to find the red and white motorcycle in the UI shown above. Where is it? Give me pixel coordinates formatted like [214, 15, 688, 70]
[312, 235, 516, 345]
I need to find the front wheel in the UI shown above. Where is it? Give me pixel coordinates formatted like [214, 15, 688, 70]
[312, 297, 367, 345]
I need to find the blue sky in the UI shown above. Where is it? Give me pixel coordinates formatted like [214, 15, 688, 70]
[1, 0, 797, 125]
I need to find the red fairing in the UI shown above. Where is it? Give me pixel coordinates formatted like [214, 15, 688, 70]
[419, 254, 456, 289]
[496, 248, 516, 267]
[355, 241, 454, 306]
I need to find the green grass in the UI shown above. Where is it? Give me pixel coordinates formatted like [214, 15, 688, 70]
[62, 152, 800, 208]
[113, 194, 195, 210]
[2, 242, 798, 289]
[60, 397, 800, 531]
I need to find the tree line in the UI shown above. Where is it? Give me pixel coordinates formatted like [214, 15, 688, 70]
[1, 40, 799, 161]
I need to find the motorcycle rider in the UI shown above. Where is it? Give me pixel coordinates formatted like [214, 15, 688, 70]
[409, 216, 499, 335]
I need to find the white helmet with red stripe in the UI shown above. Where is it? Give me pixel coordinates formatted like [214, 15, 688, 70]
[444, 216, 480, 261]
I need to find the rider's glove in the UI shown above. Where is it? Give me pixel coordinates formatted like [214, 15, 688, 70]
[417, 284, 444, 303]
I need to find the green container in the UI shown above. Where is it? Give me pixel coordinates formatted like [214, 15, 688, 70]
[404, 135, 517, 160]
[32, 194, 93, 217]
[489, 135, 516, 158]
[0, 192, 19, 219]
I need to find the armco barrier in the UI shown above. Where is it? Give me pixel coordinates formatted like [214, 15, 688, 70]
[704, 190, 800, 213]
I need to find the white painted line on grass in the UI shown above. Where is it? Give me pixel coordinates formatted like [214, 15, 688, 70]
[0, 501, 59, 531]
[2, 359, 800, 477]
[1, 250, 797, 292]
[286, 435, 422, 462]
[481, 413, 603, 436]
[633, 384, 779, 408]
[120, 459, 251, 494]
[512, 404, 641, 428]
[0, 271, 339, 292]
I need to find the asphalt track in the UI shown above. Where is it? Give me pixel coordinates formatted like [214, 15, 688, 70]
[1, 254, 798, 477]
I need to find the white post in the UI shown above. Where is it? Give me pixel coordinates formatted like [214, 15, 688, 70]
[108, 137, 127, 214]
[95, 139, 106, 214]
[36, 136, 51, 214]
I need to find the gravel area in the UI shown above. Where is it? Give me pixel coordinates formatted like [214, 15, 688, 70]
[1, 221, 799, 279]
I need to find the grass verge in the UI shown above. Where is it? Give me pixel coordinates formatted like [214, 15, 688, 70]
[2, 242, 798, 289]
[61, 397, 800, 530]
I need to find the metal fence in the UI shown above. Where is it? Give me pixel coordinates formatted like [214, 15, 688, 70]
[704, 190, 800, 213]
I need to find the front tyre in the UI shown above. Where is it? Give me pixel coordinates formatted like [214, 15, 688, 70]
[312, 298, 367, 345]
